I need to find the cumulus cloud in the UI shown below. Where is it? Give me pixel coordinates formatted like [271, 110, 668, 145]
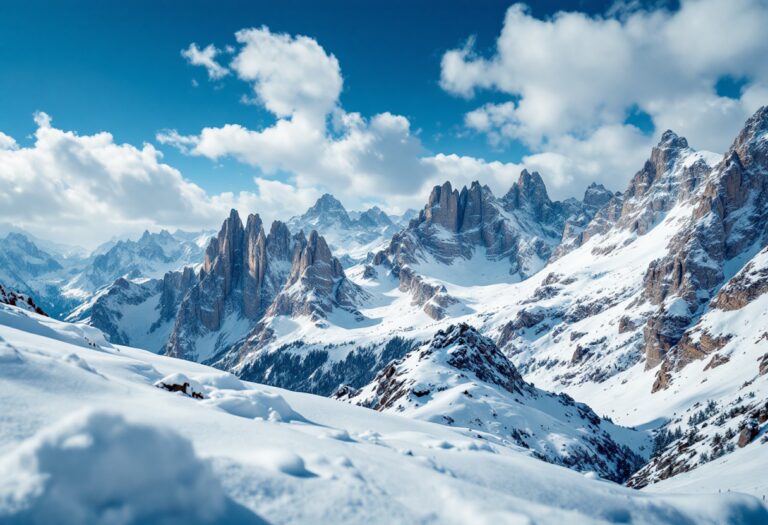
[441, 0, 768, 190]
[0, 132, 17, 151]
[421, 124, 652, 202]
[0, 114, 313, 247]
[231, 27, 342, 120]
[162, 27, 433, 208]
[182, 43, 229, 79]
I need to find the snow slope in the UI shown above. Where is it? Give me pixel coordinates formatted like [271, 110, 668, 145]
[1, 302, 765, 524]
[338, 324, 648, 482]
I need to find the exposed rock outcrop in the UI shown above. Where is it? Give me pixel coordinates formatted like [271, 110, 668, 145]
[372, 175, 592, 319]
[337, 323, 644, 482]
[166, 209, 368, 362]
[644, 108, 768, 374]
[165, 210, 297, 360]
[268, 230, 366, 320]
[553, 183, 619, 258]
[0, 283, 47, 316]
[711, 246, 768, 310]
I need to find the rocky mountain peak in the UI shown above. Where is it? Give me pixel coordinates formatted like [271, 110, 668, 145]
[502, 170, 554, 224]
[637, 106, 768, 374]
[301, 194, 352, 227]
[265, 228, 366, 321]
[357, 206, 393, 228]
[4, 232, 52, 258]
[314, 193, 346, 212]
[0, 232, 63, 278]
[518, 169, 549, 198]
[287, 230, 339, 286]
[731, 105, 768, 167]
[203, 209, 245, 297]
[582, 182, 615, 209]
[244, 213, 263, 235]
[645, 130, 691, 181]
[166, 210, 302, 360]
[266, 220, 292, 260]
[427, 323, 526, 394]
[336, 322, 527, 411]
[658, 129, 688, 149]
[421, 180, 497, 234]
[424, 181, 461, 231]
[337, 323, 644, 482]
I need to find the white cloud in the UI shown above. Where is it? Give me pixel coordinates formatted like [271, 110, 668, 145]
[162, 27, 432, 208]
[522, 124, 653, 197]
[231, 27, 342, 121]
[421, 123, 652, 202]
[441, 0, 768, 185]
[182, 43, 229, 80]
[0, 114, 312, 247]
[422, 154, 523, 198]
[0, 132, 17, 151]
[160, 109, 430, 201]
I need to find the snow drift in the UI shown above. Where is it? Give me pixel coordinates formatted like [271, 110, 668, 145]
[0, 410, 265, 525]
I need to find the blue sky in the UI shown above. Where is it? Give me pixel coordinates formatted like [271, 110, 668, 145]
[0, 0, 766, 246]
[2, 0, 631, 195]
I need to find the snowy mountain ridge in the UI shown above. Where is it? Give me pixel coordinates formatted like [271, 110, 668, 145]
[0, 300, 766, 524]
[2, 107, 768, 502]
[286, 193, 406, 266]
[336, 323, 647, 482]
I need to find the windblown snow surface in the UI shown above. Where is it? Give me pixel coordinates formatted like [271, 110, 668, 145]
[0, 303, 766, 524]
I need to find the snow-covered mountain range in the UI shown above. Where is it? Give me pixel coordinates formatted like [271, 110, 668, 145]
[336, 323, 647, 482]
[287, 193, 412, 266]
[2, 106, 768, 510]
[0, 228, 212, 320]
[2, 300, 764, 523]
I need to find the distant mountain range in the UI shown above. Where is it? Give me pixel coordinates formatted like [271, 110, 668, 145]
[2, 106, 768, 492]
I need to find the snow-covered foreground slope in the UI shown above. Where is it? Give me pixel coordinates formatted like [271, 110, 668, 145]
[1, 303, 766, 524]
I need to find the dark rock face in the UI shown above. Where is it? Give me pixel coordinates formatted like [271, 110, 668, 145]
[502, 170, 562, 226]
[395, 267, 457, 321]
[420, 180, 527, 262]
[760, 353, 768, 376]
[554, 184, 620, 258]
[268, 230, 365, 319]
[0, 283, 47, 316]
[737, 420, 759, 448]
[158, 267, 197, 323]
[166, 210, 366, 362]
[373, 174, 590, 319]
[165, 210, 296, 360]
[620, 131, 706, 235]
[618, 316, 637, 334]
[711, 247, 768, 310]
[643, 108, 768, 374]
